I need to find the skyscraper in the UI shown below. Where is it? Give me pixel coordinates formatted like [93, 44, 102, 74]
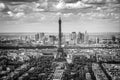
[84, 31, 89, 44]
[39, 32, 45, 41]
[70, 32, 77, 45]
[49, 35, 56, 45]
[77, 32, 84, 44]
[35, 33, 39, 41]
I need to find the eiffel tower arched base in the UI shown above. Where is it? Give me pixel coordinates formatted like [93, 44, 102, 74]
[55, 48, 66, 62]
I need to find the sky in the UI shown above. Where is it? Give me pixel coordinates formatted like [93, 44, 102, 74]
[0, 0, 120, 33]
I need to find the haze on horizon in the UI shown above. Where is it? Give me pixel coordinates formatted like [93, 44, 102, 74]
[0, 0, 120, 33]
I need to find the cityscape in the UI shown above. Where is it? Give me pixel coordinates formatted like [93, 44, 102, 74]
[0, 0, 120, 80]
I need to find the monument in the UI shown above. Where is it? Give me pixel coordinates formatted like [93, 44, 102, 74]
[56, 17, 66, 61]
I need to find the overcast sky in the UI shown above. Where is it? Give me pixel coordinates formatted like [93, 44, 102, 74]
[0, 0, 120, 33]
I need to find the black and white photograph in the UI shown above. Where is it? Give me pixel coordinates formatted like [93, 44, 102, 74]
[0, 0, 120, 80]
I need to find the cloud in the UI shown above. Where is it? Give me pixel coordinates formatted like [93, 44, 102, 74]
[56, 12, 74, 17]
[63, 13, 74, 17]
[15, 12, 24, 18]
[56, 12, 62, 16]
[76, 2, 120, 20]
[0, 2, 10, 12]
[9, 2, 45, 13]
[64, 0, 79, 3]
[0, 3, 5, 11]
[54, 0, 92, 10]
[60, 0, 119, 4]
[81, 0, 119, 4]
[106, 0, 118, 3]
[82, 0, 104, 3]
[7, 11, 25, 18]
[0, 0, 38, 2]
[0, 0, 119, 23]
[77, 10, 120, 20]
[19, 12, 47, 23]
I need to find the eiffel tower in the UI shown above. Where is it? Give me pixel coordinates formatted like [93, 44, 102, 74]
[55, 17, 66, 61]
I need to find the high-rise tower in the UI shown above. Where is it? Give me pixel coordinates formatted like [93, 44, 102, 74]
[57, 17, 63, 53]
[58, 17, 62, 49]
[56, 17, 66, 61]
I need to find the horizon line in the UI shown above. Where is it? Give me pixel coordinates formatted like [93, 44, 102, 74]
[0, 32, 120, 34]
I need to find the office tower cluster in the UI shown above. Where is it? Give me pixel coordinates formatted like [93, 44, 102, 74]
[35, 33, 45, 42]
[68, 31, 89, 45]
[33, 31, 90, 46]
[34, 32, 57, 45]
